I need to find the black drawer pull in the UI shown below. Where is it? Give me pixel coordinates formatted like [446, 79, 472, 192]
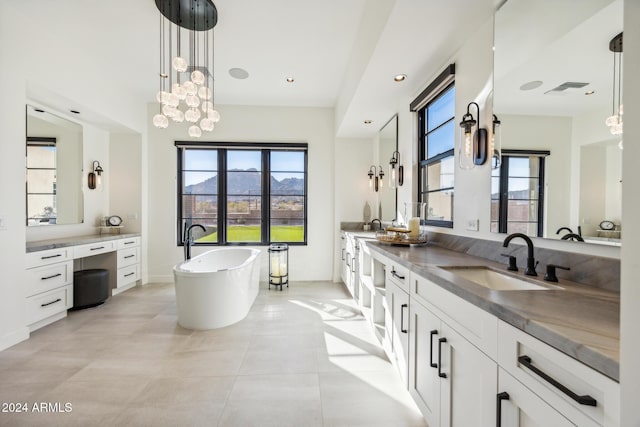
[41, 273, 62, 280]
[124, 272, 135, 277]
[438, 337, 447, 378]
[391, 268, 405, 280]
[90, 246, 105, 251]
[41, 298, 61, 307]
[518, 355, 597, 406]
[124, 241, 135, 245]
[124, 255, 135, 259]
[430, 329, 438, 368]
[400, 304, 408, 333]
[41, 254, 62, 260]
[496, 392, 510, 427]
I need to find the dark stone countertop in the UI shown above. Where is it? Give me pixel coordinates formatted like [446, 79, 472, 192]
[362, 239, 619, 382]
[26, 233, 141, 253]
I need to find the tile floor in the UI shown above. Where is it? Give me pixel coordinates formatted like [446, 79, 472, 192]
[0, 281, 426, 427]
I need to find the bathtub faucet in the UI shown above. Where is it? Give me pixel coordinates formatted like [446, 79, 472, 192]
[184, 224, 206, 261]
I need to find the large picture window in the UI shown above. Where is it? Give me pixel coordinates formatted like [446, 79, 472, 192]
[177, 142, 308, 246]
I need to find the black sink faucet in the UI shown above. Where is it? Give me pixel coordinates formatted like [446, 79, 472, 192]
[502, 233, 538, 276]
[370, 218, 382, 231]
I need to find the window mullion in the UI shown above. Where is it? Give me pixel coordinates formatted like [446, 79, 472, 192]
[262, 149, 270, 244]
[219, 148, 227, 245]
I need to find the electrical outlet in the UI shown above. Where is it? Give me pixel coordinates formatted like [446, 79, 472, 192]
[466, 219, 479, 231]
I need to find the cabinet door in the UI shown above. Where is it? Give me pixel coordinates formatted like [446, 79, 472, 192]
[440, 322, 497, 427]
[389, 280, 410, 388]
[409, 300, 442, 427]
[498, 368, 576, 427]
[340, 235, 347, 285]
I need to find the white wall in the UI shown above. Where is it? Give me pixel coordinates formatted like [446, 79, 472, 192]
[109, 133, 143, 234]
[146, 104, 335, 283]
[619, 1, 640, 423]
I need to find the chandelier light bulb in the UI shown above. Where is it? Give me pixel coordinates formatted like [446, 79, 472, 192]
[172, 83, 187, 100]
[191, 70, 205, 85]
[188, 125, 202, 138]
[186, 94, 201, 108]
[172, 56, 188, 72]
[156, 91, 170, 105]
[202, 101, 214, 114]
[198, 86, 212, 100]
[200, 118, 215, 131]
[172, 109, 185, 122]
[162, 104, 177, 117]
[208, 109, 221, 123]
[183, 81, 197, 96]
[153, 113, 169, 129]
[185, 108, 201, 123]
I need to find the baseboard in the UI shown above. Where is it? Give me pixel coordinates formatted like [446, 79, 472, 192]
[0, 326, 30, 352]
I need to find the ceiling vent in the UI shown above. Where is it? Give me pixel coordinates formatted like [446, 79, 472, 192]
[545, 82, 590, 95]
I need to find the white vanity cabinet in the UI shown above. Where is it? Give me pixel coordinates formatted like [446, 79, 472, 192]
[116, 236, 140, 291]
[409, 272, 498, 427]
[341, 232, 357, 298]
[25, 247, 74, 330]
[386, 261, 410, 388]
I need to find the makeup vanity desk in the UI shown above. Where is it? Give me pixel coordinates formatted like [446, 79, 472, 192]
[25, 233, 141, 331]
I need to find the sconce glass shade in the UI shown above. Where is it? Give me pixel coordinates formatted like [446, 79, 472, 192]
[378, 166, 384, 189]
[389, 151, 404, 188]
[491, 114, 502, 169]
[368, 166, 376, 192]
[88, 161, 103, 190]
[458, 120, 475, 170]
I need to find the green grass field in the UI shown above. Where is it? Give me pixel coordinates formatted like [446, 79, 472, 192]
[196, 225, 303, 243]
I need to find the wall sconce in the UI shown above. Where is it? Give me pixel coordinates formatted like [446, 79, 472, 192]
[88, 161, 104, 190]
[368, 165, 385, 192]
[389, 151, 404, 188]
[491, 114, 502, 169]
[458, 102, 487, 169]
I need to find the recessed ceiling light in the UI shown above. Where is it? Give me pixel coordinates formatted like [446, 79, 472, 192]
[70, 110, 80, 114]
[364, 120, 372, 124]
[229, 68, 249, 79]
[520, 80, 543, 91]
[585, 90, 595, 95]
[393, 74, 407, 82]
[286, 77, 295, 83]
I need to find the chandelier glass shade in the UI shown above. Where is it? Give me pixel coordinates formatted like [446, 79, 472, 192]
[605, 32, 623, 136]
[153, 0, 219, 137]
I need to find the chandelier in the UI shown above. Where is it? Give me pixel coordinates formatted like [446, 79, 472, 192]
[153, 0, 220, 138]
[605, 32, 623, 136]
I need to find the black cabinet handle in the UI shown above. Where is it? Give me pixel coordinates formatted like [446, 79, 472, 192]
[124, 272, 135, 277]
[124, 255, 135, 259]
[90, 246, 105, 251]
[518, 355, 597, 406]
[391, 268, 405, 280]
[400, 304, 408, 333]
[429, 329, 438, 368]
[41, 273, 62, 280]
[438, 337, 447, 378]
[41, 298, 61, 307]
[496, 392, 510, 427]
[124, 241, 135, 245]
[41, 254, 62, 260]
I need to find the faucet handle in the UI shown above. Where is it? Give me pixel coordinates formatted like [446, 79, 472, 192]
[500, 254, 518, 272]
[544, 264, 570, 282]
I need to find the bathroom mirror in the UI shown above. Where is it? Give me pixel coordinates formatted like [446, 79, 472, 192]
[378, 114, 398, 221]
[492, 0, 622, 246]
[26, 105, 84, 226]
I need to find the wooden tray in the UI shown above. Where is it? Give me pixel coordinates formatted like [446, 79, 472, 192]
[376, 235, 427, 246]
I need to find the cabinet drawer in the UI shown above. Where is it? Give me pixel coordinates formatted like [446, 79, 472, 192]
[498, 321, 619, 426]
[117, 237, 140, 250]
[26, 285, 73, 325]
[73, 241, 115, 258]
[386, 261, 409, 293]
[26, 247, 72, 268]
[25, 260, 73, 297]
[411, 272, 498, 360]
[118, 264, 139, 288]
[117, 247, 139, 268]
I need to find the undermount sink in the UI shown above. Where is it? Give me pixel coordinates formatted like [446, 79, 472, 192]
[441, 266, 562, 291]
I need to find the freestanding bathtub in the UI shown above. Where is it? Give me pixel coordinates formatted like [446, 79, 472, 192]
[173, 248, 261, 330]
